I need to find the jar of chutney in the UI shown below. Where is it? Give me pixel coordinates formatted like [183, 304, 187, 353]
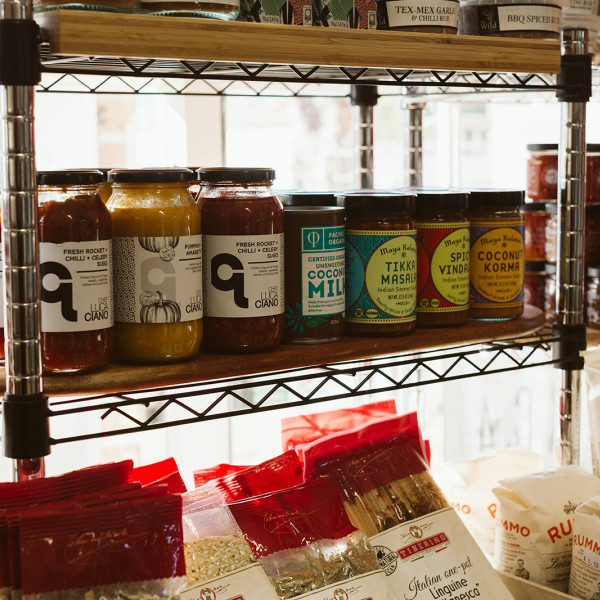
[415, 190, 469, 327]
[469, 189, 525, 321]
[37, 170, 113, 373]
[108, 168, 203, 364]
[339, 192, 417, 335]
[198, 168, 284, 353]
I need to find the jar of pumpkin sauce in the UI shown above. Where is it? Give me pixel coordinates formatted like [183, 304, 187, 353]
[107, 168, 203, 363]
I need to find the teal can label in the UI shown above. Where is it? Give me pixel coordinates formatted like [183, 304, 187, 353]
[346, 229, 417, 324]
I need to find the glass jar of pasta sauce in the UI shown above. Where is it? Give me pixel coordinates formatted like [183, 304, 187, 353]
[469, 189, 525, 321]
[527, 144, 558, 202]
[523, 201, 549, 262]
[544, 262, 558, 322]
[198, 168, 284, 353]
[587, 145, 600, 204]
[524, 261, 546, 312]
[415, 190, 470, 327]
[37, 170, 113, 373]
[339, 192, 417, 336]
[108, 168, 203, 364]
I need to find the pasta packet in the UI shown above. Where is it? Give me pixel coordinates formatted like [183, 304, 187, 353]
[180, 492, 279, 600]
[493, 465, 600, 592]
[303, 412, 515, 600]
[198, 451, 303, 503]
[281, 400, 397, 451]
[193, 464, 250, 488]
[19, 494, 186, 600]
[228, 479, 388, 600]
[131, 457, 187, 494]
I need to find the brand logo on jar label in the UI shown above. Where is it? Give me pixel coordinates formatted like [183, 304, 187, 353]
[256, 286, 279, 308]
[211, 253, 249, 309]
[41, 261, 78, 322]
[307, 231, 321, 248]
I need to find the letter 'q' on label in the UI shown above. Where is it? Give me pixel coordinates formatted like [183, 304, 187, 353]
[203, 234, 284, 318]
[40, 240, 113, 333]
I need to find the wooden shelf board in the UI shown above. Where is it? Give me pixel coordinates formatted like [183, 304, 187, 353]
[36, 10, 561, 74]
[30, 304, 546, 398]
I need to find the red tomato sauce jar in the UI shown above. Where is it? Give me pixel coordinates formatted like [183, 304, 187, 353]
[37, 170, 113, 373]
[198, 168, 284, 353]
[527, 143, 558, 202]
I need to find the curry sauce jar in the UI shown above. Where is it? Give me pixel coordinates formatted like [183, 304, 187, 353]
[415, 190, 469, 327]
[469, 190, 525, 321]
[339, 192, 417, 335]
[283, 205, 345, 343]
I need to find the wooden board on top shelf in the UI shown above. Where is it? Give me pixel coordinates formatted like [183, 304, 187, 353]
[24, 304, 547, 398]
[36, 10, 561, 75]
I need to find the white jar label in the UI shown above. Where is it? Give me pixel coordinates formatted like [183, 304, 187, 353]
[369, 507, 514, 600]
[40, 240, 113, 333]
[475, 4, 562, 34]
[181, 563, 279, 600]
[383, 0, 459, 28]
[203, 234, 284, 318]
[113, 234, 203, 324]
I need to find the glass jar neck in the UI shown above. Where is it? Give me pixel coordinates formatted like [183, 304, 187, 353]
[111, 181, 190, 191]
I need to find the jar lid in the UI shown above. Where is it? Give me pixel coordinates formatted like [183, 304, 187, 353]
[282, 192, 338, 207]
[525, 261, 547, 272]
[527, 143, 558, 152]
[587, 265, 600, 277]
[414, 190, 468, 211]
[198, 167, 275, 183]
[546, 263, 557, 274]
[337, 192, 416, 212]
[468, 189, 525, 208]
[284, 206, 345, 215]
[37, 169, 105, 186]
[108, 168, 194, 183]
[588, 145, 600, 153]
[523, 201, 548, 211]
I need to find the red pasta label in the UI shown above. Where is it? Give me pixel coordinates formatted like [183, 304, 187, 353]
[416, 223, 470, 313]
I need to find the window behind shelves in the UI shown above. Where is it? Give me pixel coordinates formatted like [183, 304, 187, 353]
[1, 91, 596, 484]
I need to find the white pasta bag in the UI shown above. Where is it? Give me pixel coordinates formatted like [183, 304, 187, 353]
[435, 449, 543, 559]
[181, 489, 280, 600]
[569, 495, 600, 599]
[493, 465, 600, 593]
[583, 348, 600, 476]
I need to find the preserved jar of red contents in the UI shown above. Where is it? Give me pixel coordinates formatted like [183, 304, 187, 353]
[108, 168, 203, 364]
[37, 170, 113, 373]
[198, 168, 284, 353]
[524, 261, 546, 312]
[586, 266, 600, 329]
[469, 189, 525, 321]
[339, 192, 417, 336]
[415, 190, 470, 327]
[523, 201, 549, 262]
[587, 145, 600, 204]
[527, 144, 558, 202]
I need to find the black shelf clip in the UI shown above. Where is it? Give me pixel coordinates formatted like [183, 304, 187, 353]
[2, 392, 50, 459]
[350, 84, 379, 107]
[556, 54, 591, 103]
[0, 18, 41, 86]
[552, 322, 586, 371]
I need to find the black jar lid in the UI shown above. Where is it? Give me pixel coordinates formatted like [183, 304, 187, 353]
[282, 192, 338, 207]
[546, 263, 557, 274]
[468, 189, 525, 208]
[37, 169, 105, 186]
[108, 168, 194, 183]
[587, 265, 600, 278]
[527, 143, 558, 152]
[523, 201, 548, 211]
[198, 167, 275, 183]
[414, 190, 468, 211]
[588, 145, 600, 153]
[337, 192, 416, 212]
[284, 206, 345, 215]
[525, 261, 547, 272]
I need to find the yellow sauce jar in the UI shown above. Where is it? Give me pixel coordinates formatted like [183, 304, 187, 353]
[107, 168, 203, 363]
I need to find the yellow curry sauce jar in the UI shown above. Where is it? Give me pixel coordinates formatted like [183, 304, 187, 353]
[107, 168, 203, 363]
[468, 189, 525, 321]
